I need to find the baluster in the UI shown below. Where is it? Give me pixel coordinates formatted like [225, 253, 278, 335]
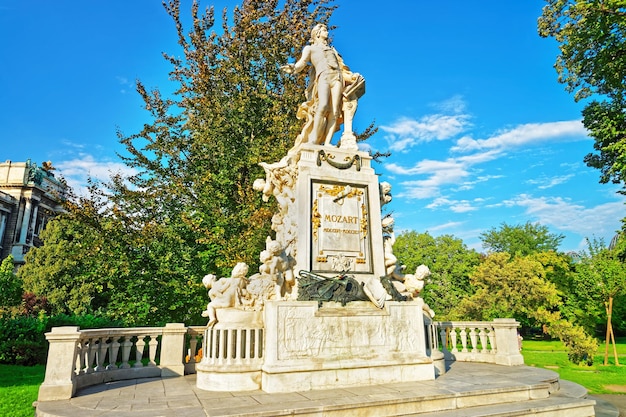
[76, 339, 87, 375]
[107, 336, 120, 370]
[488, 327, 497, 353]
[234, 329, 243, 364]
[188, 336, 198, 364]
[147, 334, 159, 366]
[257, 329, 264, 359]
[450, 327, 459, 353]
[439, 327, 448, 353]
[460, 326, 468, 353]
[197, 332, 204, 362]
[469, 328, 478, 353]
[95, 337, 109, 371]
[134, 335, 145, 368]
[479, 328, 488, 354]
[221, 330, 228, 361]
[120, 336, 132, 368]
[211, 329, 219, 361]
[431, 324, 440, 351]
[250, 329, 257, 359]
[86, 339, 97, 373]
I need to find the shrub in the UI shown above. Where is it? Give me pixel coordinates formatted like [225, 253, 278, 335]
[0, 314, 124, 365]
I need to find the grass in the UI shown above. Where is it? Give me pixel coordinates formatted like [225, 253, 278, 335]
[0, 339, 624, 415]
[522, 337, 626, 394]
[0, 364, 45, 417]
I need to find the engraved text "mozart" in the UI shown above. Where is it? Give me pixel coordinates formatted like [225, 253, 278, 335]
[324, 214, 358, 224]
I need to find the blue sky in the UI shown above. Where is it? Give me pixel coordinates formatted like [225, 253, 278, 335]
[1, 0, 624, 252]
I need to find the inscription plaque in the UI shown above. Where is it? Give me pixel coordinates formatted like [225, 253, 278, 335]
[311, 181, 371, 273]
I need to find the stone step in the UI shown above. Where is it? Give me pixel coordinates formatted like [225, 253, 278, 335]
[404, 396, 596, 416]
[204, 382, 587, 417]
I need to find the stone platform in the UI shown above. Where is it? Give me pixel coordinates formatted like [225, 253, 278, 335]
[35, 362, 618, 417]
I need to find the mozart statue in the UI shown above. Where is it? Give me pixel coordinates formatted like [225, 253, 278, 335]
[282, 24, 365, 149]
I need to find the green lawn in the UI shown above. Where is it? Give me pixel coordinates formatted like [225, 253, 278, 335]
[0, 364, 45, 417]
[522, 338, 626, 394]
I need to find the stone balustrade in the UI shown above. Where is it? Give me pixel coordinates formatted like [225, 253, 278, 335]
[431, 318, 524, 366]
[37, 323, 200, 401]
[202, 327, 264, 366]
[38, 318, 524, 401]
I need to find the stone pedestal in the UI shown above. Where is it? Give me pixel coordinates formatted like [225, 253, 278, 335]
[196, 309, 265, 391]
[293, 144, 386, 282]
[262, 300, 434, 392]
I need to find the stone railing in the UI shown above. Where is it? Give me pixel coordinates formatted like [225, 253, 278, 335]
[37, 323, 202, 401]
[430, 318, 524, 366]
[201, 327, 264, 366]
[38, 318, 524, 401]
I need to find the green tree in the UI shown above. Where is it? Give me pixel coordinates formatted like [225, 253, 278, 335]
[116, 0, 336, 276]
[576, 238, 626, 365]
[20, 182, 211, 326]
[19, 0, 338, 325]
[480, 221, 564, 256]
[582, 97, 626, 191]
[539, 1, 626, 191]
[0, 255, 22, 309]
[455, 252, 597, 364]
[538, 0, 626, 101]
[392, 231, 481, 319]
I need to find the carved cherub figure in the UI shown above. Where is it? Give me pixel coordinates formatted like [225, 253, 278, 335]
[260, 238, 295, 299]
[201, 263, 249, 328]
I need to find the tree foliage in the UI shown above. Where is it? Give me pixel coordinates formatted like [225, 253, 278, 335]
[480, 222, 564, 256]
[582, 97, 626, 191]
[117, 0, 335, 275]
[455, 252, 597, 364]
[538, 0, 626, 101]
[19, 0, 337, 325]
[392, 231, 481, 319]
[0, 255, 22, 309]
[18, 213, 109, 317]
[539, 1, 626, 192]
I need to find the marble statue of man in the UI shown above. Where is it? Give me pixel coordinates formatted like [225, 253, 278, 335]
[282, 24, 364, 147]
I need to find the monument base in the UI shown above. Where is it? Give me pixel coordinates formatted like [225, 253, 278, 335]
[196, 300, 435, 393]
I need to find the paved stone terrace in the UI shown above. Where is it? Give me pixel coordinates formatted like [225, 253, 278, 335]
[35, 362, 619, 417]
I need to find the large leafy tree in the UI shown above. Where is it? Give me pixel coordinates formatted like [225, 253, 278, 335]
[455, 252, 597, 364]
[480, 221, 564, 256]
[538, 1, 626, 191]
[392, 231, 481, 319]
[117, 0, 335, 276]
[575, 238, 626, 365]
[19, 0, 337, 324]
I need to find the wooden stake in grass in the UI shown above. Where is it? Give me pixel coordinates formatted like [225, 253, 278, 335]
[604, 297, 620, 366]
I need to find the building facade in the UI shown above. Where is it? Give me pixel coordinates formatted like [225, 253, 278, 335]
[0, 160, 67, 264]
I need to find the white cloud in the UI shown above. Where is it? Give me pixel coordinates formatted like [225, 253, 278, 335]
[116, 76, 134, 94]
[56, 154, 137, 196]
[426, 197, 478, 213]
[431, 95, 466, 114]
[387, 150, 503, 199]
[427, 221, 464, 232]
[451, 120, 588, 153]
[526, 174, 575, 189]
[502, 194, 625, 237]
[381, 113, 471, 152]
